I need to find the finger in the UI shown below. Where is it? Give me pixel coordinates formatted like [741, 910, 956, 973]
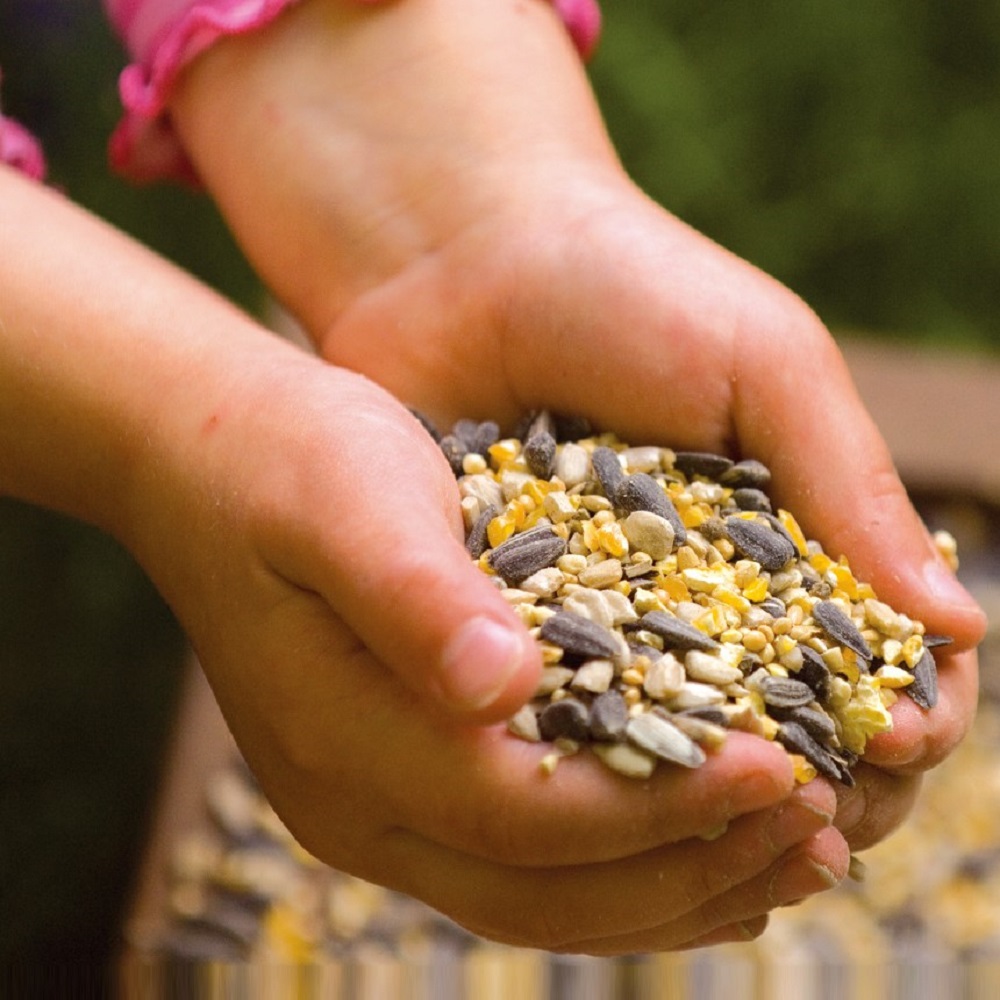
[261, 381, 542, 722]
[834, 764, 923, 852]
[567, 825, 849, 956]
[677, 914, 770, 950]
[374, 781, 837, 951]
[731, 310, 986, 651]
[857, 647, 978, 772]
[265, 614, 800, 865]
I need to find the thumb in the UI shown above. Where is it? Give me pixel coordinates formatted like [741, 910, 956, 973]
[296, 401, 542, 722]
[738, 321, 986, 650]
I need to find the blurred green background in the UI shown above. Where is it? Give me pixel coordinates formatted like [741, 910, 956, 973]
[1, 0, 998, 975]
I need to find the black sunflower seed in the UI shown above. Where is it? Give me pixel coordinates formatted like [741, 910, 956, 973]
[538, 697, 590, 742]
[760, 675, 816, 708]
[553, 413, 594, 443]
[675, 706, 730, 727]
[616, 473, 686, 545]
[732, 488, 773, 514]
[797, 645, 832, 700]
[625, 611, 720, 652]
[488, 526, 567, 585]
[465, 504, 500, 559]
[908, 648, 939, 710]
[589, 690, 629, 742]
[450, 418, 482, 451]
[471, 420, 500, 457]
[776, 722, 848, 784]
[439, 434, 468, 476]
[759, 596, 786, 618]
[770, 705, 837, 743]
[523, 431, 557, 479]
[540, 612, 620, 661]
[724, 517, 796, 572]
[923, 634, 954, 650]
[719, 459, 772, 490]
[672, 451, 734, 481]
[591, 446, 626, 500]
[813, 601, 873, 662]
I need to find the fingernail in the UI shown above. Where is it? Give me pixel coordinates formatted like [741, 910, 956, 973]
[769, 855, 841, 906]
[439, 616, 526, 712]
[765, 797, 833, 854]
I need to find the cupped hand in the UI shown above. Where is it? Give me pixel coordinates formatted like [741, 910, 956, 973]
[124, 338, 847, 951]
[320, 174, 984, 851]
[162, 0, 984, 919]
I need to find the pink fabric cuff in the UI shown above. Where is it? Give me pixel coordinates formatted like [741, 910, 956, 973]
[0, 72, 47, 182]
[105, 0, 602, 184]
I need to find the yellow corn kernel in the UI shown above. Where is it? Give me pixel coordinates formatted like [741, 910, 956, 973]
[487, 512, 517, 548]
[675, 546, 700, 571]
[720, 628, 743, 645]
[881, 638, 904, 666]
[901, 633, 925, 668]
[657, 576, 690, 604]
[831, 563, 859, 600]
[461, 452, 489, 475]
[633, 587, 667, 614]
[713, 585, 751, 614]
[777, 509, 810, 557]
[790, 753, 818, 784]
[759, 715, 780, 740]
[742, 576, 769, 603]
[874, 664, 915, 688]
[681, 504, 709, 529]
[856, 582, 878, 601]
[694, 605, 729, 637]
[539, 641, 564, 664]
[582, 519, 602, 553]
[773, 634, 798, 659]
[734, 560, 760, 589]
[809, 551, 836, 576]
[597, 521, 629, 558]
[488, 438, 520, 466]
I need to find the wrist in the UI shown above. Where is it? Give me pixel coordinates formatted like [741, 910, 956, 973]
[167, 0, 621, 338]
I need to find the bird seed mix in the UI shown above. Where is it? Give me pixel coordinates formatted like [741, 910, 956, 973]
[431, 411, 952, 785]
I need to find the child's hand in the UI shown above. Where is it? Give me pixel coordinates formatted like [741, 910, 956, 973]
[166, 0, 984, 918]
[127, 344, 846, 953]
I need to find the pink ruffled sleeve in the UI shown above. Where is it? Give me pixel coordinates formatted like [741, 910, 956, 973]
[104, 0, 601, 184]
[0, 70, 47, 182]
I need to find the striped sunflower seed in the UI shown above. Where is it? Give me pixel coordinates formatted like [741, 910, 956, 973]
[540, 611, 621, 661]
[724, 516, 796, 572]
[523, 430, 557, 479]
[813, 600, 873, 663]
[626, 611, 720, 652]
[719, 458, 771, 490]
[759, 675, 816, 709]
[672, 451, 734, 480]
[590, 446, 626, 500]
[488, 526, 567, 585]
[909, 648, 939, 710]
[615, 473, 686, 545]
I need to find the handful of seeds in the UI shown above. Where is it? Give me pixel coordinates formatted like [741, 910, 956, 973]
[426, 411, 950, 785]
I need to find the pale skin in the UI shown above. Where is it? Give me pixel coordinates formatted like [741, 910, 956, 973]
[0, 0, 985, 955]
